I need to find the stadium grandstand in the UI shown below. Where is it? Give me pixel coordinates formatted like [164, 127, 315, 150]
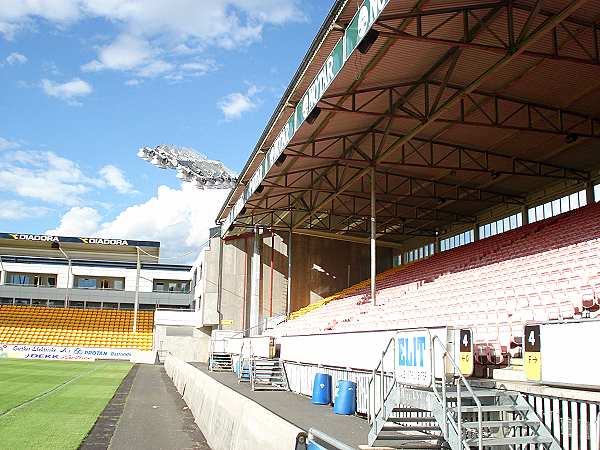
[166, 0, 600, 449]
[4, 0, 600, 449]
[0, 232, 198, 359]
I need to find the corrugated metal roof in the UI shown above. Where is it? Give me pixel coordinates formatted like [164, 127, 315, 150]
[222, 0, 600, 244]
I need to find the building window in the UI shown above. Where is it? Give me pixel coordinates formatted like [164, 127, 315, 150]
[479, 212, 522, 239]
[528, 189, 587, 223]
[440, 229, 474, 252]
[74, 276, 124, 290]
[153, 279, 190, 293]
[6, 273, 57, 287]
[403, 243, 434, 264]
[77, 278, 97, 289]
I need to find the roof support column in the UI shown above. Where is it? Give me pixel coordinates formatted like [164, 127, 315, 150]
[521, 205, 530, 226]
[370, 166, 377, 307]
[249, 226, 262, 336]
[286, 229, 293, 316]
[586, 181, 596, 205]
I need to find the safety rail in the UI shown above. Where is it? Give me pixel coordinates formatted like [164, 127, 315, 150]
[307, 428, 354, 450]
[367, 334, 396, 425]
[431, 335, 482, 450]
[228, 314, 287, 338]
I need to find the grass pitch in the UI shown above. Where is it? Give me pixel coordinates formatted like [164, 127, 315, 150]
[0, 359, 133, 450]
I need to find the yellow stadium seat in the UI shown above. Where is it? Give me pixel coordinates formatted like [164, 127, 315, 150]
[0, 305, 154, 351]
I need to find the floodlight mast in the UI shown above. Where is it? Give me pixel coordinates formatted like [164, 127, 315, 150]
[137, 144, 237, 190]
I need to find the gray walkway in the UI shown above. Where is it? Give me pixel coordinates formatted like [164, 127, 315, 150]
[191, 363, 370, 449]
[110, 365, 210, 450]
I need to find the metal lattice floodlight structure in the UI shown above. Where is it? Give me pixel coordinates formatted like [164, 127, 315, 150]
[137, 144, 238, 189]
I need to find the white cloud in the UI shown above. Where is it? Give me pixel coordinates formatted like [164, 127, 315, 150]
[5, 52, 27, 65]
[99, 164, 135, 194]
[41, 78, 93, 104]
[0, 150, 101, 205]
[0, 137, 19, 151]
[46, 206, 102, 236]
[0, 200, 50, 220]
[47, 183, 230, 261]
[218, 84, 260, 120]
[124, 78, 142, 86]
[1, 1, 303, 79]
[81, 34, 152, 72]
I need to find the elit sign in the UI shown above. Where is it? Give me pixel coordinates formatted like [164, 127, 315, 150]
[221, 0, 390, 236]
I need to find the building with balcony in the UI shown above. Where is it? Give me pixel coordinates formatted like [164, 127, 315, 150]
[0, 232, 193, 309]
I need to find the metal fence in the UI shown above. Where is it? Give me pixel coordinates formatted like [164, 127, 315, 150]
[284, 361, 600, 448]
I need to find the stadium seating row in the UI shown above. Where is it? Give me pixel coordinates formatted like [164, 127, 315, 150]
[273, 203, 600, 364]
[0, 305, 154, 350]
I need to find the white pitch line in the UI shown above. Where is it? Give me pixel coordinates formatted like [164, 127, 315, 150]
[0, 362, 108, 419]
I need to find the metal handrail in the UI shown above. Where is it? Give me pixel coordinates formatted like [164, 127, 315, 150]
[367, 335, 396, 425]
[431, 335, 483, 450]
[307, 428, 354, 450]
[229, 313, 288, 337]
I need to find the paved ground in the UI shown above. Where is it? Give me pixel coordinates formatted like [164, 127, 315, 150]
[108, 365, 210, 450]
[80, 365, 139, 450]
[191, 363, 370, 448]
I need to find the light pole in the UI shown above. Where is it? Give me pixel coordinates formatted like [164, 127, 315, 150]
[133, 246, 140, 333]
[52, 241, 71, 308]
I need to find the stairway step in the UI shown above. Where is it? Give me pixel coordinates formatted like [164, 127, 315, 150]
[388, 417, 437, 423]
[393, 407, 429, 413]
[444, 389, 501, 398]
[375, 434, 444, 442]
[372, 440, 447, 449]
[451, 405, 528, 413]
[464, 436, 551, 446]
[382, 425, 440, 432]
[462, 420, 539, 428]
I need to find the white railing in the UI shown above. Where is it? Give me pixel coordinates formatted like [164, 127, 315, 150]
[285, 359, 600, 449]
[367, 335, 396, 425]
[431, 335, 482, 450]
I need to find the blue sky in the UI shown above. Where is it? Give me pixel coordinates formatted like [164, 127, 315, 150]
[0, 1, 331, 261]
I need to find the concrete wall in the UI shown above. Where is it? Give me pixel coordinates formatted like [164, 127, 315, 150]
[219, 237, 249, 330]
[154, 325, 211, 362]
[198, 230, 394, 334]
[165, 355, 306, 450]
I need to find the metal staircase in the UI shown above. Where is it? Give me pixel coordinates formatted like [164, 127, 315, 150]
[250, 358, 289, 391]
[208, 339, 233, 372]
[368, 332, 561, 449]
[209, 352, 233, 372]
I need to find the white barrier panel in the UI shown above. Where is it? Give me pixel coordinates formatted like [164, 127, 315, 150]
[538, 319, 600, 388]
[279, 330, 398, 370]
[164, 354, 305, 450]
[0, 343, 140, 361]
[226, 336, 271, 358]
[279, 327, 455, 375]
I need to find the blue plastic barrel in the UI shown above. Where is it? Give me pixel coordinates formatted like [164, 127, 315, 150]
[333, 380, 357, 415]
[312, 373, 332, 405]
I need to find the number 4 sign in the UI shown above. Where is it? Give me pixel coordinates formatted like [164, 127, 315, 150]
[524, 324, 542, 381]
